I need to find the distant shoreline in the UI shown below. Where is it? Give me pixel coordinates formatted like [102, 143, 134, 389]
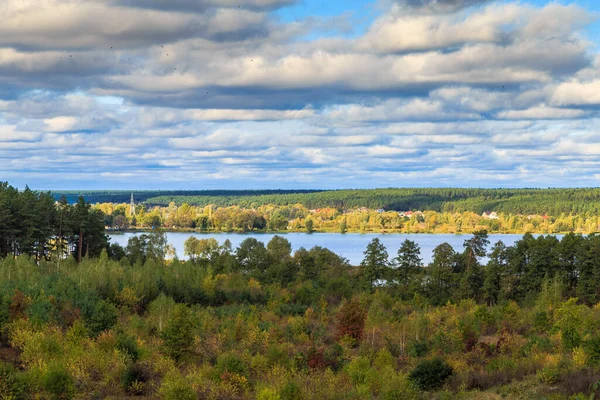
[107, 228, 574, 235]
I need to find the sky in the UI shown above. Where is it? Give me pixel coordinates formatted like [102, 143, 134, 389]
[2, 0, 600, 190]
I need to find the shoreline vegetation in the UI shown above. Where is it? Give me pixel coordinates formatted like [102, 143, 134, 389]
[98, 203, 599, 236]
[107, 226, 575, 235]
[51, 188, 600, 217]
[52, 187, 600, 235]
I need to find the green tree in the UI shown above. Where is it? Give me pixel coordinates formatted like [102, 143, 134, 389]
[427, 243, 456, 304]
[555, 298, 585, 351]
[483, 241, 506, 305]
[184, 237, 219, 262]
[267, 235, 292, 261]
[161, 304, 195, 362]
[359, 238, 389, 291]
[408, 358, 453, 391]
[459, 230, 488, 300]
[305, 218, 314, 233]
[339, 218, 347, 234]
[236, 238, 269, 274]
[395, 239, 422, 287]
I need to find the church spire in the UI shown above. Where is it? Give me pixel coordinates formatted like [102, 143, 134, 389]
[130, 193, 136, 216]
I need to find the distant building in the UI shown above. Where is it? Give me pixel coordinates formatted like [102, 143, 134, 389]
[482, 211, 499, 220]
[376, 208, 385, 213]
[130, 193, 136, 216]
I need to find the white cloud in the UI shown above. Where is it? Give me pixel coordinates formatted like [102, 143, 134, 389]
[552, 80, 600, 106]
[0, 0, 598, 189]
[497, 106, 588, 120]
[43, 116, 78, 132]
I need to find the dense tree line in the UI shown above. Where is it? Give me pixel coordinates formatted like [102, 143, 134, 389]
[98, 201, 600, 234]
[51, 189, 322, 205]
[3, 232, 600, 398]
[53, 188, 600, 216]
[102, 228, 600, 316]
[358, 231, 600, 307]
[0, 182, 108, 262]
[140, 188, 600, 216]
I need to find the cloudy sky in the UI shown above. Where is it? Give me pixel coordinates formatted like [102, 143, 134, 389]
[2, 0, 600, 189]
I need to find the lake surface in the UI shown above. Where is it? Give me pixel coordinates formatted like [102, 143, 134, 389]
[108, 232, 552, 265]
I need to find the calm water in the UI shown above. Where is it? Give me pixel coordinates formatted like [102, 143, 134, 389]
[108, 232, 551, 265]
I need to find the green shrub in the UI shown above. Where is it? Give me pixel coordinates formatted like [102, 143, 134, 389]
[584, 336, 600, 366]
[280, 381, 302, 400]
[408, 358, 453, 391]
[523, 336, 553, 356]
[346, 356, 371, 386]
[534, 311, 550, 332]
[116, 333, 140, 361]
[121, 363, 149, 395]
[26, 298, 55, 327]
[0, 362, 25, 400]
[85, 300, 118, 337]
[257, 387, 281, 400]
[161, 304, 195, 362]
[485, 357, 517, 373]
[266, 344, 289, 368]
[159, 375, 196, 400]
[43, 364, 75, 400]
[216, 353, 248, 378]
[537, 367, 560, 384]
[408, 340, 428, 357]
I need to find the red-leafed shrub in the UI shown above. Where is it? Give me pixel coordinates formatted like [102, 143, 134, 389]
[335, 298, 366, 343]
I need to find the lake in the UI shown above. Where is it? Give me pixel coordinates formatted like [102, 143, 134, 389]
[108, 232, 549, 265]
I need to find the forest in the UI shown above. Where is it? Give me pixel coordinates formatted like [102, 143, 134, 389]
[3, 225, 600, 398]
[98, 201, 599, 235]
[72, 188, 600, 216]
[51, 190, 323, 206]
[0, 183, 108, 262]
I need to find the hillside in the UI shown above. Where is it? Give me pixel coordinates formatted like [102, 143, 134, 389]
[56, 188, 600, 216]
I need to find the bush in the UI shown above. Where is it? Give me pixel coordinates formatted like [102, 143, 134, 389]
[43, 364, 75, 400]
[537, 367, 560, 384]
[85, 300, 118, 337]
[584, 336, 600, 366]
[216, 353, 248, 378]
[257, 387, 281, 400]
[265, 344, 290, 368]
[0, 362, 25, 400]
[159, 375, 196, 400]
[161, 304, 195, 362]
[335, 298, 366, 344]
[346, 356, 371, 386]
[121, 363, 149, 395]
[534, 311, 550, 332]
[408, 358, 453, 391]
[408, 340, 428, 358]
[280, 381, 302, 400]
[116, 333, 140, 361]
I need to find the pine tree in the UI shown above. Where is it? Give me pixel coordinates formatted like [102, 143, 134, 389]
[395, 239, 422, 287]
[483, 241, 506, 305]
[161, 304, 195, 362]
[359, 238, 389, 292]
